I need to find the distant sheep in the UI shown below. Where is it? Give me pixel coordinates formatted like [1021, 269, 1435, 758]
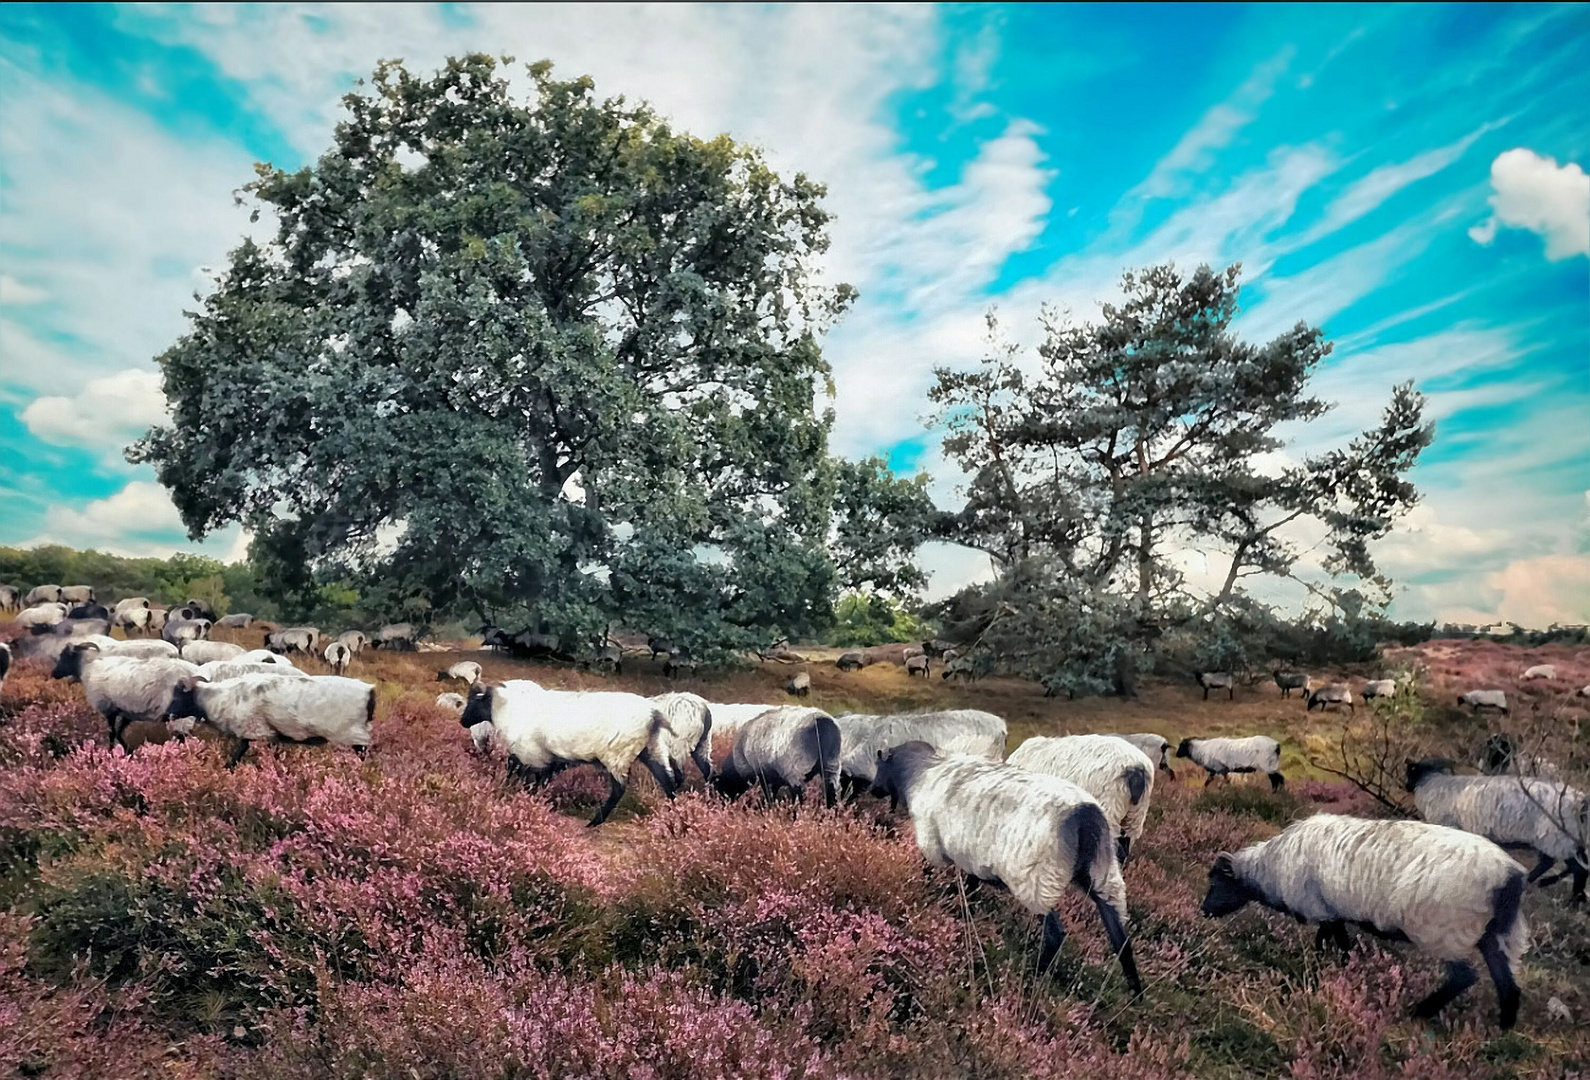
[906, 655, 930, 677]
[0, 585, 20, 612]
[266, 627, 322, 655]
[833, 709, 1007, 787]
[374, 623, 417, 651]
[337, 630, 369, 656]
[24, 585, 63, 606]
[180, 640, 246, 665]
[216, 613, 254, 629]
[1273, 670, 1310, 698]
[113, 607, 155, 635]
[59, 585, 95, 605]
[1202, 813, 1528, 1028]
[1305, 684, 1354, 714]
[1010, 734, 1155, 864]
[1196, 672, 1234, 700]
[1112, 733, 1174, 778]
[1360, 678, 1397, 701]
[941, 656, 975, 682]
[323, 640, 353, 675]
[436, 692, 466, 711]
[650, 691, 715, 784]
[168, 673, 376, 765]
[663, 648, 697, 677]
[162, 616, 211, 647]
[715, 706, 840, 807]
[438, 661, 483, 686]
[460, 680, 673, 825]
[112, 597, 151, 616]
[51, 643, 201, 747]
[785, 671, 811, 697]
[193, 660, 311, 683]
[235, 649, 297, 668]
[836, 651, 865, 672]
[1406, 758, 1587, 905]
[1458, 689, 1509, 715]
[1175, 736, 1284, 790]
[1521, 665, 1556, 682]
[873, 743, 1141, 993]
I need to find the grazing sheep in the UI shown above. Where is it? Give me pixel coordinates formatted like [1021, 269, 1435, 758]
[15, 603, 69, 630]
[336, 630, 369, 656]
[67, 602, 111, 622]
[235, 649, 297, 667]
[1273, 670, 1310, 698]
[650, 691, 715, 784]
[459, 680, 674, 826]
[266, 627, 322, 655]
[24, 585, 63, 606]
[1196, 672, 1235, 700]
[438, 661, 483, 686]
[193, 660, 311, 683]
[179, 598, 217, 622]
[51, 644, 201, 746]
[836, 651, 865, 672]
[941, 656, 975, 681]
[324, 640, 353, 675]
[1175, 736, 1284, 790]
[99, 639, 180, 660]
[1112, 733, 1175, 778]
[1406, 758, 1587, 905]
[785, 671, 811, 697]
[162, 616, 211, 647]
[715, 706, 840, 807]
[1521, 665, 1556, 682]
[1458, 690, 1509, 715]
[1201, 813, 1529, 1028]
[1009, 734, 1156, 864]
[1306, 683, 1355, 714]
[664, 648, 697, 677]
[216, 613, 254, 629]
[59, 585, 95, 605]
[113, 607, 154, 635]
[1361, 678, 1397, 701]
[648, 635, 676, 662]
[168, 673, 377, 765]
[436, 692, 466, 711]
[180, 640, 246, 665]
[702, 703, 776, 747]
[873, 743, 1142, 992]
[0, 585, 20, 612]
[906, 654, 930, 677]
[833, 709, 1008, 788]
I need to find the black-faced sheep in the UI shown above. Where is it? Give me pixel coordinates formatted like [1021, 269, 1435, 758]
[1009, 734, 1155, 864]
[1175, 736, 1284, 790]
[51, 643, 201, 747]
[833, 709, 1007, 789]
[715, 706, 840, 807]
[1305, 683, 1354, 713]
[1273, 670, 1310, 698]
[168, 673, 376, 765]
[1196, 671, 1235, 700]
[1457, 690, 1509, 714]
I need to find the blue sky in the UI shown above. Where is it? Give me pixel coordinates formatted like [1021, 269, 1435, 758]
[1, 3, 1587, 624]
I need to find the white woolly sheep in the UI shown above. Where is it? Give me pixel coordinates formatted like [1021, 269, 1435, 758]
[99, 639, 180, 660]
[1009, 734, 1155, 864]
[702, 703, 775, 748]
[1406, 758, 1587, 905]
[1361, 678, 1397, 700]
[1112, 733, 1175, 778]
[649, 691, 715, 784]
[785, 671, 811, 697]
[168, 673, 376, 765]
[1305, 683, 1355, 714]
[180, 640, 246, 665]
[0, 585, 19, 612]
[193, 660, 311, 683]
[374, 622, 416, 650]
[1196, 671, 1235, 700]
[715, 706, 840, 807]
[873, 744, 1142, 992]
[24, 585, 63, 606]
[323, 640, 353, 675]
[162, 616, 211, 647]
[266, 627, 322, 655]
[59, 585, 95, 605]
[113, 607, 154, 635]
[438, 661, 483, 685]
[1175, 736, 1284, 790]
[833, 709, 1007, 789]
[1458, 689, 1509, 714]
[337, 630, 369, 656]
[1202, 813, 1529, 1028]
[1273, 670, 1310, 698]
[112, 597, 151, 616]
[15, 603, 68, 630]
[1521, 664, 1556, 682]
[906, 655, 930, 677]
[460, 680, 673, 825]
[51, 643, 200, 746]
[216, 613, 254, 629]
[235, 649, 297, 667]
[436, 691, 466, 711]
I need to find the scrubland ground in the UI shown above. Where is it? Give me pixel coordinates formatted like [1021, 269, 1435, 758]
[1, 625, 1586, 1079]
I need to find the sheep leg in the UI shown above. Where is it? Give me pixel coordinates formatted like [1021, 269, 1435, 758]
[1477, 933, 1520, 1029]
[1411, 960, 1477, 1021]
[638, 751, 678, 799]
[1037, 910, 1067, 974]
[1115, 834, 1132, 866]
[1526, 853, 1556, 882]
[1088, 891, 1143, 995]
[102, 709, 122, 749]
[225, 738, 251, 768]
[587, 770, 626, 828]
[1314, 921, 1351, 958]
[1268, 772, 1286, 791]
[690, 744, 713, 782]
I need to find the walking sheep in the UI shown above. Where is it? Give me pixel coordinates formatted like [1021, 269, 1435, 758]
[1201, 813, 1529, 1028]
[715, 706, 840, 808]
[1406, 758, 1587, 905]
[1458, 689, 1509, 714]
[266, 627, 322, 655]
[1196, 672, 1235, 700]
[906, 654, 930, 677]
[168, 673, 376, 765]
[1521, 665, 1556, 682]
[1175, 736, 1284, 790]
[785, 671, 811, 697]
[459, 680, 674, 826]
[24, 585, 63, 606]
[374, 623, 416, 651]
[1273, 670, 1310, 698]
[1009, 734, 1155, 864]
[324, 640, 353, 675]
[216, 613, 254, 629]
[833, 709, 1008, 788]
[1360, 678, 1396, 701]
[872, 743, 1142, 993]
[1305, 683, 1354, 714]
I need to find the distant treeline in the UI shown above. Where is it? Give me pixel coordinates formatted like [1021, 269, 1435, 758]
[0, 545, 277, 621]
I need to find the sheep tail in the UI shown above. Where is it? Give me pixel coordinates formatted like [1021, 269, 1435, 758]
[1124, 764, 1149, 806]
[1060, 803, 1108, 891]
[1486, 870, 1529, 965]
[814, 715, 840, 809]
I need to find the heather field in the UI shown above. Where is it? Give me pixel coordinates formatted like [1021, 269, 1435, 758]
[2, 627, 1587, 1079]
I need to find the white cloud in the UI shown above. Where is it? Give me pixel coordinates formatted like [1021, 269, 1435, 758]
[1468, 148, 1590, 260]
[0, 274, 47, 304]
[1302, 124, 1495, 242]
[23, 480, 248, 561]
[918, 540, 996, 601]
[21, 368, 167, 448]
[1481, 554, 1590, 628]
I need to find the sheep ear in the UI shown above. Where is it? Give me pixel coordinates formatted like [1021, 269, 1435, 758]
[1212, 853, 1235, 876]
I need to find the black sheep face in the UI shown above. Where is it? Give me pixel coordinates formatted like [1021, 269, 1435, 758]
[167, 678, 208, 721]
[460, 685, 494, 729]
[1201, 854, 1254, 917]
[51, 643, 94, 681]
[1175, 739, 1194, 759]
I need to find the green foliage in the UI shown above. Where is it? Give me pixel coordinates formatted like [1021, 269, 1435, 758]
[131, 55, 927, 648]
[0, 544, 261, 616]
[927, 264, 1432, 693]
[826, 591, 929, 647]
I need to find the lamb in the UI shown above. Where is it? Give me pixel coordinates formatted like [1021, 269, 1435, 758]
[649, 691, 715, 784]
[459, 680, 673, 826]
[1406, 758, 1587, 905]
[15, 603, 68, 630]
[266, 627, 322, 655]
[24, 585, 63, 606]
[836, 651, 865, 672]
[1457, 689, 1509, 714]
[162, 616, 211, 647]
[50, 643, 201, 746]
[785, 671, 811, 697]
[438, 661, 483, 685]
[337, 630, 369, 656]
[1521, 664, 1556, 682]
[323, 640, 353, 675]
[167, 673, 377, 765]
[833, 709, 1008, 788]
[1273, 670, 1310, 698]
[1009, 735, 1156, 864]
[1112, 733, 1175, 778]
[180, 640, 246, 665]
[1196, 671, 1235, 700]
[216, 613, 254, 629]
[1305, 683, 1355, 714]
[193, 660, 311, 683]
[1201, 813, 1529, 1028]
[1175, 736, 1284, 790]
[1360, 678, 1397, 701]
[872, 743, 1142, 992]
[0, 585, 19, 612]
[906, 655, 930, 677]
[374, 622, 416, 651]
[59, 585, 96, 605]
[714, 706, 840, 807]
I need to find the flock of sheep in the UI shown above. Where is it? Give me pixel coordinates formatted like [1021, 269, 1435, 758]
[2, 582, 1587, 1032]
